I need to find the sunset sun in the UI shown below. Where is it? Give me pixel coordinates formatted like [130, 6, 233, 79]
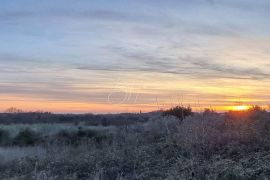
[232, 105, 250, 111]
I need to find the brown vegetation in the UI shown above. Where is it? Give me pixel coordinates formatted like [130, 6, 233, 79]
[0, 107, 269, 179]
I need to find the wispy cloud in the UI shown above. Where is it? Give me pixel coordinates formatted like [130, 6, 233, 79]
[77, 44, 270, 81]
[1, 0, 270, 112]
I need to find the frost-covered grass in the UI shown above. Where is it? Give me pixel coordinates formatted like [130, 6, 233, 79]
[0, 109, 270, 179]
[0, 146, 47, 164]
[0, 123, 115, 137]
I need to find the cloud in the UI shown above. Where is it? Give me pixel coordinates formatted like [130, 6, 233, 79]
[188, 58, 270, 80]
[0, 8, 154, 25]
[0, 83, 111, 103]
[1, 0, 270, 112]
[0, 10, 34, 20]
[77, 44, 270, 81]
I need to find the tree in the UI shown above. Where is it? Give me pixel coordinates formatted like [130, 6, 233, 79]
[4, 107, 23, 113]
[162, 106, 193, 121]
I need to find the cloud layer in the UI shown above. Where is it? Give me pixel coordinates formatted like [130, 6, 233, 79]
[0, 0, 270, 112]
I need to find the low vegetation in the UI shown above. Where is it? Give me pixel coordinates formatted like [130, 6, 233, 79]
[0, 106, 269, 179]
[0, 111, 151, 125]
[162, 106, 193, 120]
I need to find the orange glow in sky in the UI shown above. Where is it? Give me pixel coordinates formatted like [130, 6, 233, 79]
[0, 95, 262, 114]
[230, 105, 250, 111]
[1, 1, 270, 113]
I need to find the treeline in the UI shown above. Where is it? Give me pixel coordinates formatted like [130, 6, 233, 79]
[0, 112, 156, 125]
[1, 106, 267, 125]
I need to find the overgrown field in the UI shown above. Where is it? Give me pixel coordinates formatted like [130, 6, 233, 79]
[0, 108, 270, 179]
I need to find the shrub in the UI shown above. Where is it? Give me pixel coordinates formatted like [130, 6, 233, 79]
[54, 128, 98, 145]
[77, 128, 97, 138]
[0, 129, 10, 145]
[54, 130, 75, 145]
[163, 106, 193, 120]
[13, 128, 42, 146]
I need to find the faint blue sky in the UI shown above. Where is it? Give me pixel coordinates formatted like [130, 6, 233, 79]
[0, 0, 270, 112]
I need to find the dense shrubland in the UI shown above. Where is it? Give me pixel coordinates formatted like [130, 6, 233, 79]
[0, 107, 270, 179]
[0, 111, 151, 125]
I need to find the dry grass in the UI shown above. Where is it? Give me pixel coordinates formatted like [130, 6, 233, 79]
[0, 108, 270, 179]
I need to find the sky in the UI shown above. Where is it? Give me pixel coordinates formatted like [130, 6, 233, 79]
[1, 0, 270, 113]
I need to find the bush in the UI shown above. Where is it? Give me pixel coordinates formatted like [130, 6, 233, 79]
[162, 106, 193, 120]
[0, 129, 10, 145]
[77, 128, 97, 138]
[54, 128, 98, 145]
[54, 130, 75, 145]
[13, 128, 42, 146]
